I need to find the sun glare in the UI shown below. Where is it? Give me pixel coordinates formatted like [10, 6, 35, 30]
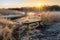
[36, 3, 44, 7]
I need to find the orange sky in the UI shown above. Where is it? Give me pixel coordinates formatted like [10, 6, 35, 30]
[0, 0, 60, 8]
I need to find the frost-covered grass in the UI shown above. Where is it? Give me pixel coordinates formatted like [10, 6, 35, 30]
[40, 11, 60, 24]
[0, 11, 60, 40]
[0, 17, 17, 40]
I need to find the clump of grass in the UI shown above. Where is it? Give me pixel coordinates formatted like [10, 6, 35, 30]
[0, 17, 17, 40]
[40, 12, 60, 24]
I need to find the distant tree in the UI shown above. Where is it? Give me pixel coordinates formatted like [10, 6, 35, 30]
[8, 5, 60, 11]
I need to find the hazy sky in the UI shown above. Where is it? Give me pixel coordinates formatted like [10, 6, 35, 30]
[0, 0, 60, 8]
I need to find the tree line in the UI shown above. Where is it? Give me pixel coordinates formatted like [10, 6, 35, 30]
[8, 5, 60, 12]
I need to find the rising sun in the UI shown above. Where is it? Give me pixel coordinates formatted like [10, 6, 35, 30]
[36, 3, 44, 7]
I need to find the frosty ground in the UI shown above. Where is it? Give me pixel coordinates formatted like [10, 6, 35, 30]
[0, 10, 60, 40]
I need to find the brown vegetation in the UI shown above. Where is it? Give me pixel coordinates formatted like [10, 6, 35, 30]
[0, 17, 17, 40]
